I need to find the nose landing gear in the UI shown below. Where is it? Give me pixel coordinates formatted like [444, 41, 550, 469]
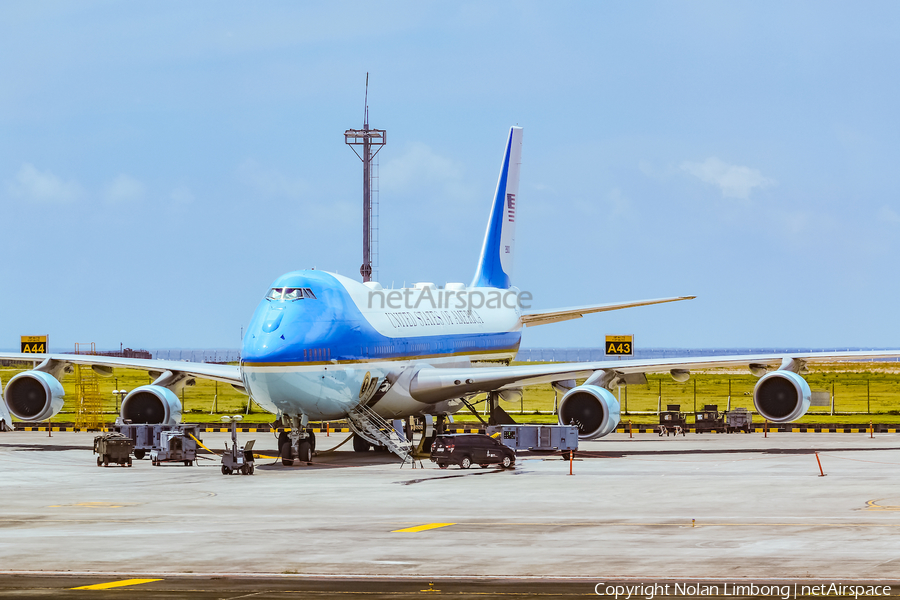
[279, 414, 316, 466]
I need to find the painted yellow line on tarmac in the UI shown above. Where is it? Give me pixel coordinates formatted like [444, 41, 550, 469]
[392, 523, 456, 533]
[71, 578, 162, 590]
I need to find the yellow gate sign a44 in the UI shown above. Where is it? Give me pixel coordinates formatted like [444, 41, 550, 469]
[605, 335, 633, 356]
[21, 335, 48, 354]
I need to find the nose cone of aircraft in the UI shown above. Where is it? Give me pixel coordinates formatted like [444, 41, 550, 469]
[242, 330, 288, 364]
[242, 300, 295, 363]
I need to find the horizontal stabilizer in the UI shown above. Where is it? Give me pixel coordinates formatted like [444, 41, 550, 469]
[519, 296, 696, 327]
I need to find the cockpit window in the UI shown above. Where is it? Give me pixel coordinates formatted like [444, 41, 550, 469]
[266, 287, 317, 301]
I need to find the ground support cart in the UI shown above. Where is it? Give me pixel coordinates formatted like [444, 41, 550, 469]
[111, 423, 202, 461]
[658, 404, 688, 436]
[221, 419, 255, 475]
[150, 429, 198, 466]
[93, 433, 134, 467]
[498, 425, 578, 458]
[725, 407, 753, 433]
[694, 404, 726, 433]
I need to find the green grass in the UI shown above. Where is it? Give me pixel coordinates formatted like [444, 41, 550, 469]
[4, 360, 900, 425]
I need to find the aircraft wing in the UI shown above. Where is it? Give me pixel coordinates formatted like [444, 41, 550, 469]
[0, 352, 243, 387]
[409, 349, 900, 403]
[519, 296, 696, 327]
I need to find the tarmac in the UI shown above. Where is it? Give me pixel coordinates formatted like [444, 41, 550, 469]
[2, 429, 900, 597]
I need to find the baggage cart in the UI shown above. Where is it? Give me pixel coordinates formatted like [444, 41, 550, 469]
[694, 404, 725, 433]
[93, 433, 134, 467]
[658, 404, 687, 436]
[725, 407, 753, 433]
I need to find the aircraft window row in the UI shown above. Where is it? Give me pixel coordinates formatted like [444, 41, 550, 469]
[359, 337, 512, 358]
[304, 348, 331, 361]
[359, 339, 486, 356]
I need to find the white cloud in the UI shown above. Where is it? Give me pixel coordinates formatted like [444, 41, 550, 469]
[877, 205, 900, 224]
[237, 159, 308, 198]
[104, 174, 145, 204]
[7, 163, 82, 203]
[680, 157, 775, 199]
[380, 142, 470, 201]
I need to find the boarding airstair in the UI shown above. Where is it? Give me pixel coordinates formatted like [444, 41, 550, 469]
[347, 403, 413, 464]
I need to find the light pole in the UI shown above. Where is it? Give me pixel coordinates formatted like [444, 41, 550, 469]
[112, 389, 128, 415]
[221, 414, 243, 449]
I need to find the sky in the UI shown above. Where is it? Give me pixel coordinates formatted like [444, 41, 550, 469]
[1, 1, 899, 351]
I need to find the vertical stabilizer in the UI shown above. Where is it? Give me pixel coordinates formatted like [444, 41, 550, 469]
[472, 126, 523, 289]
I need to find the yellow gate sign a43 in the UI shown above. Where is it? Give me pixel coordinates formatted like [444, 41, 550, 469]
[605, 335, 633, 356]
[21, 335, 48, 354]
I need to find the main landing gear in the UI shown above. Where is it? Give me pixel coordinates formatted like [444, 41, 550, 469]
[279, 414, 316, 466]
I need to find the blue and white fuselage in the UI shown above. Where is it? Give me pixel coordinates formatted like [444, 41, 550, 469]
[241, 273, 524, 421]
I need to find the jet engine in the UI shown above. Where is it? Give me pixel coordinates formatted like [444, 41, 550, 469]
[120, 385, 182, 425]
[3, 370, 65, 422]
[753, 371, 811, 423]
[557, 384, 621, 440]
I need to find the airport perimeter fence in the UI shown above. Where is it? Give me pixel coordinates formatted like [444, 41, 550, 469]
[151, 348, 242, 363]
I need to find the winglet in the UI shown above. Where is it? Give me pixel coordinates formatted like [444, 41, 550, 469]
[472, 126, 523, 289]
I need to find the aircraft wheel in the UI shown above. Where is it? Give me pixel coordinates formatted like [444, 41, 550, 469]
[248, 464, 254, 475]
[299, 440, 312, 464]
[352, 434, 371, 453]
[241, 464, 249, 475]
[281, 442, 293, 466]
[306, 429, 316, 452]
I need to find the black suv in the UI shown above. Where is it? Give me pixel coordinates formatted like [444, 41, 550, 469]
[430, 434, 516, 469]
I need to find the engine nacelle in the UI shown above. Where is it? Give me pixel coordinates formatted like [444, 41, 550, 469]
[3, 370, 65, 422]
[753, 371, 811, 423]
[120, 385, 182, 425]
[557, 384, 621, 440]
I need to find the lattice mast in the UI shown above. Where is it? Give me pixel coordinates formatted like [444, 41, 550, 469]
[344, 73, 386, 282]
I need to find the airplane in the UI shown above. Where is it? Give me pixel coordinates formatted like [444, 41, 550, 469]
[2, 126, 899, 464]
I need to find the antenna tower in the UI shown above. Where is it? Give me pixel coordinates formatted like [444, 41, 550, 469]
[344, 73, 386, 282]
